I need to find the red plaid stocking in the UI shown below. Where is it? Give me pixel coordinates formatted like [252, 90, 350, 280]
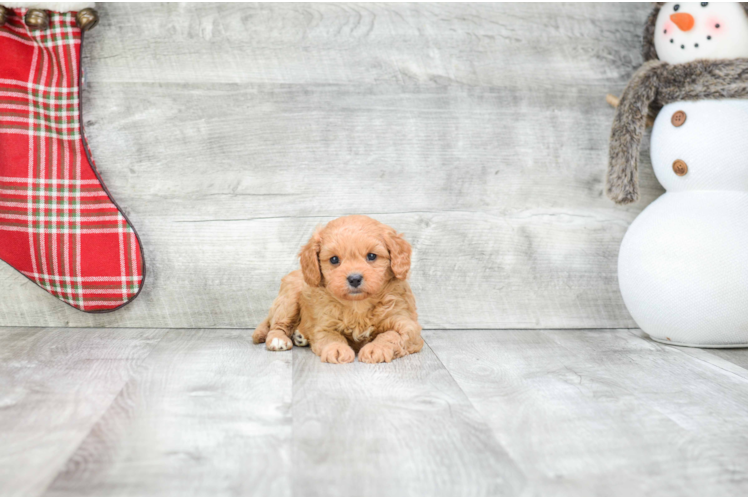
[0, 5, 145, 312]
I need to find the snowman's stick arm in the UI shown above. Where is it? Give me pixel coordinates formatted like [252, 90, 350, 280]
[606, 94, 655, 127]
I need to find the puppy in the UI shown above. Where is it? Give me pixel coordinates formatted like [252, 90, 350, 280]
[252, 215, 423, 364]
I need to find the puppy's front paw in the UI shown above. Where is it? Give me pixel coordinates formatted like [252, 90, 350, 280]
[359, 342, 396, 363]
[319, 342, 355, 364]
[292, 331, 309, 347]
[266, 330, 292, 351]
[252, 322, 270, 344]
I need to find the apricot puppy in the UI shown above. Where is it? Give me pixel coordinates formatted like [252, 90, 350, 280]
[252, 215, 423, 364]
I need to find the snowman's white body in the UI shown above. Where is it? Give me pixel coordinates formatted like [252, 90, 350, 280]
[618, 99, 748, 346]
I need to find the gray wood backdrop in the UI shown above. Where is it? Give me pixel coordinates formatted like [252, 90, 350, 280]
[0, 3, 662, 329]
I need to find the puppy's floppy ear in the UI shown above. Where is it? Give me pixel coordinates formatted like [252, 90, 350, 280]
[384, 230, 411, 280]
[299, 229, 323, 287]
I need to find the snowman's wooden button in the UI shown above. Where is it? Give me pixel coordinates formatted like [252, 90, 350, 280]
[672, 159, 688, 176]
[671, 110, 687, 127]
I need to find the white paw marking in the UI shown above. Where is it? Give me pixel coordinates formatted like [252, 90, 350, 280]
[292, 331, 309, 347]
[268, 337, 291, 351]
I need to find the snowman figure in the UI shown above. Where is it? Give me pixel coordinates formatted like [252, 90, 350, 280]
[607, 2, 748, 346]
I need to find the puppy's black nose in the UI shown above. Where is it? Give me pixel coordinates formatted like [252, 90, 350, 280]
[347, 274, 363, 288]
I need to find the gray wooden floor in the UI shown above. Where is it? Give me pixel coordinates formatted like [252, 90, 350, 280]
[1, 326, 748, 496]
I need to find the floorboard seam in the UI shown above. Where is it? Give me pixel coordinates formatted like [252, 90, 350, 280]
[623, 329, 748, 382]
[669, 346, 748, 383]
[37, 329, 171, 496]
[422, 334, 531, 492]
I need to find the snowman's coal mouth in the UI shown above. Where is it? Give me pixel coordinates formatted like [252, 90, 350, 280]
[668, 34, 713, 51]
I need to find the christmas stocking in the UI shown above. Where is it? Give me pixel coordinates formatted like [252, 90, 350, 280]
[0, 3, 145, 312]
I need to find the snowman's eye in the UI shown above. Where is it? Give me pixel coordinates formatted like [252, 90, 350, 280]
[701, 2, 708, 6]
[673, 4, 680, 11]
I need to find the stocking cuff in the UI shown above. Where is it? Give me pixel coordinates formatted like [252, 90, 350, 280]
[2, 2, 94, 13]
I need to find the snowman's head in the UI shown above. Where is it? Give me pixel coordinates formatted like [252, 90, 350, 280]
[648, 2, 748, 63]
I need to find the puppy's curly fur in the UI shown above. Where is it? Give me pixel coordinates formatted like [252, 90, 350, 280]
[252, 215, 423, 364]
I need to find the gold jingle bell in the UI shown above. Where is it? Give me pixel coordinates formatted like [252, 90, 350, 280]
[25, 8, 49, 30]
[75, 7, 98, 32]
[0, 6, 8, 26]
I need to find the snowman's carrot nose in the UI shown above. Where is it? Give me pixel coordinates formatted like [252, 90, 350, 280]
[670, 12, 695, 32]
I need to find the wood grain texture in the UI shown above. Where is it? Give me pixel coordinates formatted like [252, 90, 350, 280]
[290, 342, 526, 496]
[0, 3, 662, 328]
[83, 3, 650, 86]
[5, 326, 748, 495]
[0, 327, 164, 496]
[425, 329, 748, 496]
[44, 329, 292, 496]
[693, 347, 748, 371]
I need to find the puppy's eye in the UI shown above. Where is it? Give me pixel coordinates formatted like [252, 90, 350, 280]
[329, 256, 340, 265]
[367, 253, 377, 262]
[673, 4, 680, 11]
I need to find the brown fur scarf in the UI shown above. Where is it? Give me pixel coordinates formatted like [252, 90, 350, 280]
[607, 58, 748, 205]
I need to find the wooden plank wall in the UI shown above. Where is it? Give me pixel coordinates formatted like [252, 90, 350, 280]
[0, 3, 661, 329]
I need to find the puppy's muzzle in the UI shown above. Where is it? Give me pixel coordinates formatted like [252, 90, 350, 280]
[347, 273, 363, 289]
